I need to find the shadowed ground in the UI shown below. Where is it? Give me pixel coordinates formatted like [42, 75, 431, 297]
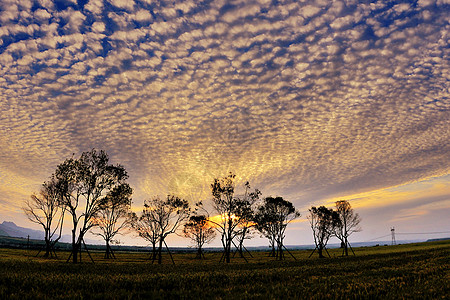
[0, 240, 448, 299]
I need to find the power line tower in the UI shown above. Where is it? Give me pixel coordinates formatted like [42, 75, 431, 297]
[391, 227, 396, 245]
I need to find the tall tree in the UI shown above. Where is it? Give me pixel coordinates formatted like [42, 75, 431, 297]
[92, 183, 133, 259]
[254, 197, 300, 260]
[334, 200, 361, 256]
[183, 215, 216, 259]
[130, 208, 160, 261]
[23, 177, 65, 258]
[210, 172, 236, 263]
[142, 195, 190, 264]
[209, 173, 257, 263]
[308, 206, 340, 258]
[234, 182, 261, 258]
[254, 205, 277, 258]
[55, 149, 129, 263]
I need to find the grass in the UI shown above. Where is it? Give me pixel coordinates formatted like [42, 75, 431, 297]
[0, 240, 448, 299]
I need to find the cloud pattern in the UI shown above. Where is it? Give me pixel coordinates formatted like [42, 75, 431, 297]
[0, 0, 449, 233]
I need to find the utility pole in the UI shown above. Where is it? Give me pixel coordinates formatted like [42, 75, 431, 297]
[391, 227, 396, 245]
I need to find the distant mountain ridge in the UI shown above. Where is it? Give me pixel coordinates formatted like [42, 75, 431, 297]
[0, 228, 9, 236]
[0, 221, 43, 240]
[0, 221, 100, 244]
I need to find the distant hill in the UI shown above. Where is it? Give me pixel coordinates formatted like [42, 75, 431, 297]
[427, 237, 450, 242]
[0, 228, 9, 237]
[0, 221, 101, 245]
[0, 221, 43, 240]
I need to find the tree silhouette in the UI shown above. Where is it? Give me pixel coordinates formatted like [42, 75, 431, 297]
[183, 215, 216, 259]
[23, 177, 65, 258]
[334, 200, 361, 256]
[209, 173, 258, 263]
[234, 182, 261, 259]
[55, 149, 129, 263]
[308, 206, 340, 258]
[254, 206, 277, 257]
[130, 209, 160, 262]
[141, 195, 190, 264]
[92, 183, 133, 259]
[254, 197, 300, 260]
[210, 173, 236, 263]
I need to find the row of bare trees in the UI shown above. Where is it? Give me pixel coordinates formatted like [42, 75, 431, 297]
[129, 172, 301, 263]
[130, 195, 191, 264]
[23, 149, 361, 264]
[308, 201, 361, 258]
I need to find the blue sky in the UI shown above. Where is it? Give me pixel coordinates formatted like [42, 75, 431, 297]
[0, 0, 449, 246]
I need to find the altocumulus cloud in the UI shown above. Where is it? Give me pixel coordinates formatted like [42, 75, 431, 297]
[0, 0, 449, 219]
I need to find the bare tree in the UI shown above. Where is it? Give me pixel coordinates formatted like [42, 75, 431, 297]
[254, 197, 300, 260]
[92, 183, 133, 259]
[308, 206, 340, 258]
[234, 182, 261, 258]
[142, 195, 190, 264]
[183, 215, 216, 259]
[55, 149, 129, 263]
[254, 205, 277, 257]
[209, 173, 258, 263]
[130, 209, 160, 261]
[334, 200, 361, 256]
[23, 177, 65, 258]
[209, 172, 236, 263]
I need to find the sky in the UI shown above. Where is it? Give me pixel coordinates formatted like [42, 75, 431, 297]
[0, 0, 449, 247]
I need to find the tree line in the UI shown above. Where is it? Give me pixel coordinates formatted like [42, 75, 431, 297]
[23, 149, 361, 264]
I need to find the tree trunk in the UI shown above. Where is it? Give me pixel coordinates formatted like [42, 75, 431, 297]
[105, 240, 111, 259]
[269, 239, 276, 257]
[277, 241, 283, 260]
[318, 246, 324, 258]
[72, 230, 78, 264]
[151, 243, 157, 261]
[225, 237, 231, 263]
[43, 229, 51, 258]
[238, 241, 244, 258]
[158, 238, 163, 264]
[344, 237, 349, 256]
[72, 243, 79, 263]
[225, 218, 232, 263]
[238, 228, 247, 258]
[44, 240, 51, 258]
[196, 246, 203, 259]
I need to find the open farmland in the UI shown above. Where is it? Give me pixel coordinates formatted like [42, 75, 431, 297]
[0, 240, 448, 299]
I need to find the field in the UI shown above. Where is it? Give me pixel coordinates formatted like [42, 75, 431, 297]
[0, 240, 449, 299]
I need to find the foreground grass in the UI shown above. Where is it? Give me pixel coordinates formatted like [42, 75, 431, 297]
[0, 241, 448, 299]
